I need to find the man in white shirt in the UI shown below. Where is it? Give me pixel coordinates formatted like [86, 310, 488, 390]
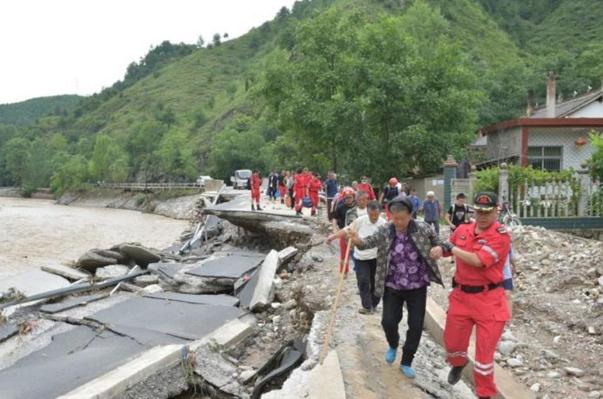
[327, 200, 387, 314]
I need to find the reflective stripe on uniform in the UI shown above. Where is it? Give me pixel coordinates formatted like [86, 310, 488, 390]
[474, 360, 494, 376]
[474, 360, 494, 370]
[481, 244, 499, 262]
[474, 366, 494, 376]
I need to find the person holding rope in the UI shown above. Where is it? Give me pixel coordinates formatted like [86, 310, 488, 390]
[326, 200, 385, 314]
[346, 195, 445, 379]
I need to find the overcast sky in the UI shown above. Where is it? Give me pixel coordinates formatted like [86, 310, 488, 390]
[0, 0, 297, 104]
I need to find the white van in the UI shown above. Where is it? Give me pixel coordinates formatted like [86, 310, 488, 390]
[230, 169, 252, 189]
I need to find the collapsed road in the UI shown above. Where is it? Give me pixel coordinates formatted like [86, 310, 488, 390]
[0, 187, 538, 398]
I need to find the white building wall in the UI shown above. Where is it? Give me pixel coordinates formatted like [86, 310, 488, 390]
[527, 128, 593, 170]
[486, 127, 522, 161]
[568, 100, 603, 117]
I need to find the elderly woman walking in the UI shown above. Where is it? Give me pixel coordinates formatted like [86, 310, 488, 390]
[347, 195, 445, 379]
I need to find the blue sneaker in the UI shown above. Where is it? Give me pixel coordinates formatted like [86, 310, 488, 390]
[385, 347, 397, 364]
[400, 365, 416, 379]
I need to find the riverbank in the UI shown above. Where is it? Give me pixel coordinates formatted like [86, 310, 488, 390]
[57, 188, 203, 220]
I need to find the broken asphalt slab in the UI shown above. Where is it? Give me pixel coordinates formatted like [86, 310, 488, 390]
[39, 293, 109, 314]
[0, 323, 18, 343]
[143, 292, 239, 307]
[41, 264, 91, 281]
[0, 326, 149, 399]
[85, 296, 245, 341]
[0, 269, 70, 298]
[249, 250, 280, 311]
[185, 254, 264, 279]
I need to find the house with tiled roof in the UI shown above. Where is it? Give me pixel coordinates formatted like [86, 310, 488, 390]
[473, 73, 603, 171]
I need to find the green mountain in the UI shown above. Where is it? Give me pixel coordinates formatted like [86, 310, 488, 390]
[2, 0, 602, 193]
[0, 95, 81, 127]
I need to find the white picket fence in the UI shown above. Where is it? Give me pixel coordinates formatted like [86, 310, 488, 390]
[508, 177, 602, 218]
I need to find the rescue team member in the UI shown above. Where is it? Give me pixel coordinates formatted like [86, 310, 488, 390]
[348, 195, 445, 379]
[309, 172, 323, 216]
[379, 177, 400, 220]
[250, 170, 262, 211]
[331, 187, 356, 274]
[430, 191, 511, 399]
[293, 168, 310, 216]
[356, 176, 376, 201]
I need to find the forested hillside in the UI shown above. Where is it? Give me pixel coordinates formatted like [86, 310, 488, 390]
[0, 95, 81, 127]
[2, 0, 602, 195]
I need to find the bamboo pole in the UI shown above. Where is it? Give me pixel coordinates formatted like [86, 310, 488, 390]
[319, 237, 353, 365]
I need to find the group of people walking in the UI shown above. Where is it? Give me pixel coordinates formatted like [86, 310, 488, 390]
[324, 181, 514, 399]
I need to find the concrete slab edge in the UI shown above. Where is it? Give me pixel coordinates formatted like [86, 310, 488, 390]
[424, 297, 535, 399]
[57, 344, 186, 399]
[58, 315, 256, 399]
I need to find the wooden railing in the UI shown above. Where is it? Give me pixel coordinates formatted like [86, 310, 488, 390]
[96, 182, 202, 191]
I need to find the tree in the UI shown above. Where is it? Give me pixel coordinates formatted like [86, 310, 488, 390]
[196, 35, 205, 48]
[212, 33, 222, 47]
[3, 137, 31, 184]
[50, 154, 89, 194]
[589, 131, 603, 181]
[154, 128, 197, 181]
[89, 134, 130, 182]
[223, 33, 229, 39]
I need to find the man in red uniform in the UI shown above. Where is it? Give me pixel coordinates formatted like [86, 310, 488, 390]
[293, 168, 310, 216]
[309, 172, 323, 216]
[250, 170, 262, 211]
[356, 176, 376, 201]
[430, 192, 511, 399]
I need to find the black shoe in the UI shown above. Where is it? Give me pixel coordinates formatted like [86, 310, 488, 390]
[478, 397, 490, 399]
[251, 205, 255, 211]
[256, 205, 262, 211]
[447, 365, 466, 385]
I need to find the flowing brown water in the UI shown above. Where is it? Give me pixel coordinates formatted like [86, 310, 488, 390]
[0, 197, 188, 279]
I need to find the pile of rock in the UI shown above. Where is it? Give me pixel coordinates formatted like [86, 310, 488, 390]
[497, 225, 603, 398]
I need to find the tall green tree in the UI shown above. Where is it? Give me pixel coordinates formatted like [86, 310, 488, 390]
[89, 134, 130, 182]
[154, 127, 197, 181]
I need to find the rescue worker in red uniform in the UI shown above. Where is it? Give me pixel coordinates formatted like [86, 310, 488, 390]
[309, 172, 323, 216]
[430, 192, 511, 399]
[293, 168, 310, 216]
[250, 170, 262, 211]
[356, 177, 376, 201]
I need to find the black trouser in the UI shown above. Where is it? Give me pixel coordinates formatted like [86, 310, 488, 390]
[327, 199, 333, 220]
[381, 286, 427, 366]
[354, 258, 380, 310]
[425, 220, 439, 235]
[289, 188, 295, 208]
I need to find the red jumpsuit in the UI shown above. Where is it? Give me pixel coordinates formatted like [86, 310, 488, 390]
[250, 174, 261, 204]
[309, 177, 322, 215]
[294, 173, 310, 212]
[356, 182, 376, 200]
[444, 221, 511, 398]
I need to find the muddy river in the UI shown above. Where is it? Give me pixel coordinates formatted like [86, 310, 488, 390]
[0, 197, 189, 279]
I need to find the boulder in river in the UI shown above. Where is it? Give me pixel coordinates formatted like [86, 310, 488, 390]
[118, 243, 161, 267]
[77, 250, 118, 272]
